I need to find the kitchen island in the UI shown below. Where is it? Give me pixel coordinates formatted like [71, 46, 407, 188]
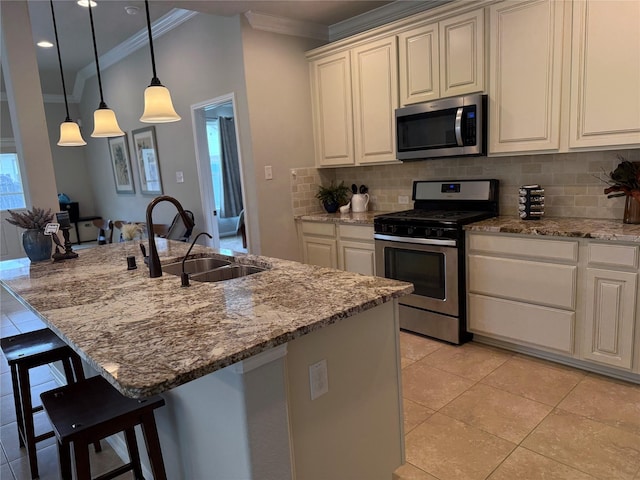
[0, 239, 412, 479]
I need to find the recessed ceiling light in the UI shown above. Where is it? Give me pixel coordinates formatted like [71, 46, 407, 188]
[124, 6, 139, 15]
[37, 41, 54, 48]
[77, 0, 97, 7]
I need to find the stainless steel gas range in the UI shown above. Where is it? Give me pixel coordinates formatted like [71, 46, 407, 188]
[374, 179, 499, 344]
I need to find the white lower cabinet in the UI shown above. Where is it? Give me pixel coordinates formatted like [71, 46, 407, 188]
[300, 221, 374, 276]
[467, 232, 640, 378]
[582, 243, 638, 370]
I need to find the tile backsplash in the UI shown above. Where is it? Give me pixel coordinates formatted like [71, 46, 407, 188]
[292, 149, 640, 219]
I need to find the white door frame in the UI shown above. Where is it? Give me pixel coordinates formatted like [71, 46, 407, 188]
[190, 93, 248, 250]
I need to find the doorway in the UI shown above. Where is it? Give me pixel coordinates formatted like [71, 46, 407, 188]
[191, 94, 247, 252]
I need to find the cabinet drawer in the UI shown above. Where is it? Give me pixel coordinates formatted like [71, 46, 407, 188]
[468, 294, 575, 354]
[587, 243, 638, 268]
[338, 224, 373, 241]
[468, 233, 578, 262]
[468, 255, 577, 309]
[301, 222, 336, 237]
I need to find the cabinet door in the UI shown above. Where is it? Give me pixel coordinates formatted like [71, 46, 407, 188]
[338, 240, 375, 276]
[398, 22, 440, 105]
[583, 268, 637, 370]
[351, 37, 399, 165]
[569, 1, 640, 149]
[310, 51, 355, 167]
[488, 0, 564, 153]
[439, 9, 484, 98]
[303, 236, 338, 269]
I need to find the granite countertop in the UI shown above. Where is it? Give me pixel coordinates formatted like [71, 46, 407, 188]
[0, 240, 412, 398]
[296, 211, 385, 225]
[466, 216, 640, 242]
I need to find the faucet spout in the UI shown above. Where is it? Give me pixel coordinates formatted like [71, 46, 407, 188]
[181, 232, 213, 287]
[145, 196, 195, 278]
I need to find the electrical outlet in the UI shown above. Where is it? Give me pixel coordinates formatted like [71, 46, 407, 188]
[398, 195, 409, 204]
[264, 165, 273, 180]
[309, 359, 328, 400]
[176, 171, 184, 183]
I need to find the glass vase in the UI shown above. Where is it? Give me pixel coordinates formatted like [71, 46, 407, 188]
[623, 196, 640, 224]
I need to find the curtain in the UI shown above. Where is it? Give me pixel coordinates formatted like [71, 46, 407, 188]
[219, 117, 243, 218]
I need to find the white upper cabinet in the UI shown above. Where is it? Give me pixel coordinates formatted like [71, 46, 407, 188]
[310, 51, 354, 167]
[439, 9, 485, 98]
[568, 0, 640, 149]
[351, 37, 399, 165]
[398, 23, 440, 104]
[488, 0, 565, 154]
[398, 9, 484, 106]
[310, 37, 399, 167]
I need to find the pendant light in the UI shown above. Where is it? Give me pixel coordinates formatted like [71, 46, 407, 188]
[140, 0, 180, 123]
[87, 2, 124, 137]
[50, 0, 86, 146]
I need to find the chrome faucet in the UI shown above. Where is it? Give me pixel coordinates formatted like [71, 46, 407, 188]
[181, 232, 213, 287]
[145, 196, 195, 278]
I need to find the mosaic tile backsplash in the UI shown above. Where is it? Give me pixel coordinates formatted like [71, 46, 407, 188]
[292, 149, 640, 219]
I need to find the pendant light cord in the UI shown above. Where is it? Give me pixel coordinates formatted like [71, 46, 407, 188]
[144, 0, 161, 86]
[88, 2, 107, 108]
[50, 0, 71, 121]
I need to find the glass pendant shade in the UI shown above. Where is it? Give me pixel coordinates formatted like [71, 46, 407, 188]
[92, 106, 124, 137]
[140, 84, 181, 123]
[58, 121, 86, 146]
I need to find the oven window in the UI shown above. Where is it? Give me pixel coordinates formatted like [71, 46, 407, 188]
[384, 248, 445, 299]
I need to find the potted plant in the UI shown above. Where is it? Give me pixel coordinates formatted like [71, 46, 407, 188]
[5, 207, 54, 262]
[316, 181, 351, 213]
[601, 156, 640, 224]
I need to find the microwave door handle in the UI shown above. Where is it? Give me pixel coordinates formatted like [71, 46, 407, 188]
[454, 107, 464, 146]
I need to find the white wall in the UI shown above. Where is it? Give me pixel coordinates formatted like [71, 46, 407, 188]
[240, 17, 323, 261]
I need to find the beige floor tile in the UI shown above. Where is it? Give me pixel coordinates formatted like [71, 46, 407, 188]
[481, 356, 584, 406]
[440, 383, 552, 443]
[420, 343, 512, 381]
[401, 356, 417, 369]
[522, 409, 640, 480]
[9, 443, 61, 480]
[402, 361, 474, 410]
[393, 462, 439, 480]
[405, 412, 515, 480]
[403, 398, 434, 434]
[558, 375, 640, 436]
[488, 447, 599, 480]
[1, 463, 13, 480]
[399, 332, 444, 361]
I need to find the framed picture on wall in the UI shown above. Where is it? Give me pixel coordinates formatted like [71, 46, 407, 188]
[132, 126, 163, 195]
[108, 134, 135, 194]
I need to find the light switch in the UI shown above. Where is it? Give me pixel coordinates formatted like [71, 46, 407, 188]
[264, 165, 273, 180]
[176, 171, 184, 183]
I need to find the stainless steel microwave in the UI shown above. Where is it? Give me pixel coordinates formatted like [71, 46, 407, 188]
[395, 93, 487, 160]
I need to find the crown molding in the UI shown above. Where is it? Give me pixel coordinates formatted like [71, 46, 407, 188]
[244, 11, 328, 41]
[329, 0, 454, 41]
[71, 8, 197, 101]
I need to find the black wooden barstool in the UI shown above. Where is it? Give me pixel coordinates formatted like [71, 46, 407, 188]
[41, 375, 167, 480]
[0, 328, 97, 479]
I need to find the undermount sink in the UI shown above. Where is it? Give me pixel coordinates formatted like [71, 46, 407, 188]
[162, 257, 266, 283]
[162, 257, 232, 276]
[190, 265, 265, 282]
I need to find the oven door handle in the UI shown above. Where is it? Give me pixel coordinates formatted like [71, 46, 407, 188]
[454, 107, 464, 146]
[374, 233, 457, 247]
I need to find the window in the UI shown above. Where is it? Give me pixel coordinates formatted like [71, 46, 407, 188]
[0, 153, 26, 210]
[206, 120, 223, 212]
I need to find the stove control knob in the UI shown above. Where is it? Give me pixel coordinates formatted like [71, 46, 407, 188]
[390, 225, 398, 234]
[436, 229, 444, 237]
[407, 227, 414, 235]
[424, 228, 432, 237]
[381, 224, 388, 233]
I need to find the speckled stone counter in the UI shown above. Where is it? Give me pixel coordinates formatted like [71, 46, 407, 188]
[465, 216, 640, 242]
[296, 211, 385, 225]
[0, 240, 412, 398]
